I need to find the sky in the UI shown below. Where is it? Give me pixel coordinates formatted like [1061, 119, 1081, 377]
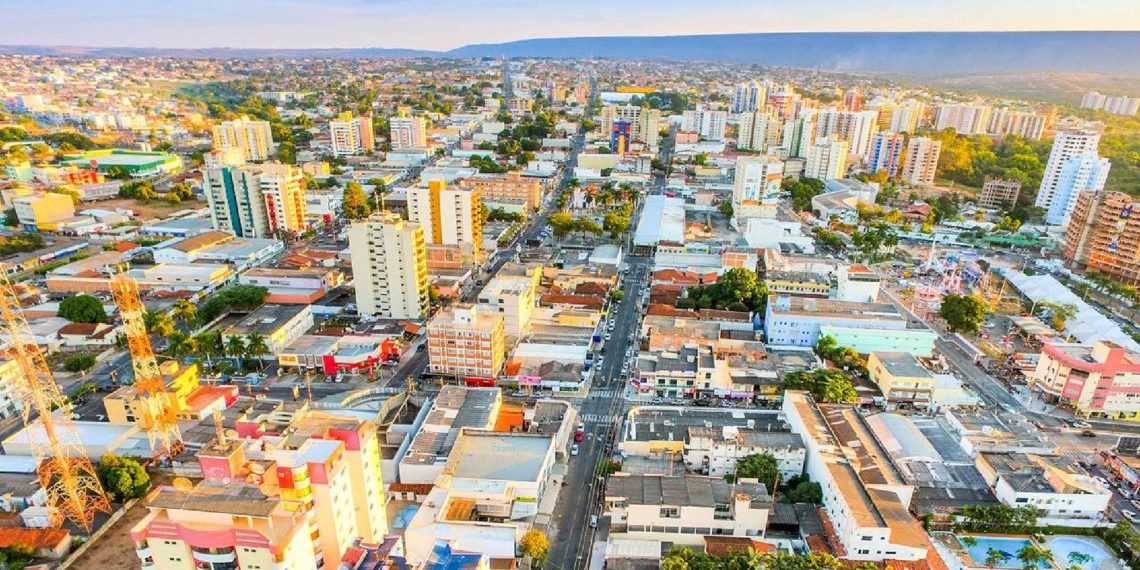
[4, 0, 1139, 51]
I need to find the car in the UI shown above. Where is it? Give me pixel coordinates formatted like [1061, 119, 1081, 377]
[589, 514, 599, 528]
[1124, 510, 1140, 523]
[577, 422, 585, 432]
[604, 334, 612, 341]
[570, 444, 579, 456]
[1073, 420, 1092, 429]
[1081, 429, 1097, 438]
[1131, 500, 1140, 512]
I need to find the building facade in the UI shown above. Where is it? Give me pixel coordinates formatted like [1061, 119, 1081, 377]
[463, 172, 543, 212]
[427, 305, 506, 380]
[202, 163, 307, 238]
[979, 178, 1023, 210]
[390, 114, 428, 149]
[1036, 129, 1107, 226]
[329, 112, 375, 156]
[900, 137, 941, 187]
[407, 180, 483, 257]
[1030, 340, 1140, 420]
[348, 213, 429, 319]
[212, 116, 274, 162]
[1065, 190, 1140, 285]
[866, 133, 906, 178]
[804, 137, 849, 181]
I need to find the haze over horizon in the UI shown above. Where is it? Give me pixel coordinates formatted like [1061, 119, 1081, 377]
[6, 0, 1140, 51]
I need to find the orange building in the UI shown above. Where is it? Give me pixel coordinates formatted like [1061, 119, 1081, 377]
[1065, 190, 1140, 285]
[463, 172, 543, 212]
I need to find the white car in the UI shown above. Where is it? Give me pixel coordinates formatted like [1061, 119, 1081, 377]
[604, 333, 612, 341]
[1125, 510, 1140, 523]
[570, 444, 580, 456]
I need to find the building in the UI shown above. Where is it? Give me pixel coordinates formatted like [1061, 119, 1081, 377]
[780, 116, 815, 158]
[153, 231, 283, 268]
[900, 137, 941, 187]
[12, 192, 75, 231]
[212, 116, 275, 161]
[348, 212, 429, 319]
[223, 304, 314, 354]
[866, 132, 906, 178]
[817, 324, 937, 358]
[399, 386, 501, 485]
[390, 113, 428, 149]
[685, 426, 805, 480]
[804, 137, 848, 180]
[131, 483, 319, 570]
[1030, 340, 1140, 421]
[1081, 91, 1140, 116]
[464, 172, 543, 212]
[682, 106, 728, 142]
[732, 81, 767, 113]
[1065, 190, 1140, 284]
[329, 112, 375, 156]
[600, 105, 662, 149]
[731, 155, 783, 221]
[604, 474, 771, 547]
[978, 178, 1023, 210]
[103, 361, 235, 425]
[868, 352, 935, 408]
[835, 264, 880, 302]
[61, 150, 183, 178]
[764, 295, 908, 347]
[736, 109, 780, 152]
[975, 452, 1110, 525]
[813, 109, 879, 160]
[407, 180, 483, 254]
[202, 163, 307, 238]
[427, 305, 506, 380]
[782, 392, 931, 562]
[1036, 129, 1108, 226]
[986, 109, 1046, 140]
[476, 265, 542, 341]
[933, 104, 990, 135]
[238, 267, 344, 304]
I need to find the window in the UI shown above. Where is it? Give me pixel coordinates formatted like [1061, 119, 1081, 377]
[660, 507, 680, 519]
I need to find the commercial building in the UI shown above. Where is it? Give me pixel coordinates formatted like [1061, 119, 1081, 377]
[1030, 340, 1140, 420]
[202, 163, 307, 238]
[60, 150, 183, 178]
[978, 178, 1023, 210]
[731, 155, 784, 221]
[399, 386, 501, 484]
[153, 231, 283, 268]
[868, 352, 935, 408]
[329, 111, 375, 156]
[817, 325, 938, 358]
[736, 109, 781, 152]
[104, 361, 236, 425]
[1036, 129, 1108, 226]
[975, 452, 1110, 525]
[348, 212, 429, 319]
[476, 265, 541, 341]
[407, 180, 483, 253]
[222, 304, 314, 354]
[12, 192, 75, 231]
[866, 133, 906, 178]
[603, 474, 771, 547]
[427, 305, 506, 380]
[835, 264, 881, 302]
[390, 113, 428, 149]
[463, 172, 543, 212]
[212, 116, 275, 162]
[682, 106, 728, 142]
[900, 137, 941, 187]
[601, 105, 662, 149]
[782, 391, 932, 562]
[764, 295, 908, 347]
[238, 266, 344, 304]
[804, 137, 848, 180]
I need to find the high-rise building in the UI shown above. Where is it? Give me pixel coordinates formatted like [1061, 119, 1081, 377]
[804, 137, 849, 180]
[682, 106, 728, 141]
[427, 305, 506, 380]
[843, 89, 863, 112]
[600, 105, 661, 148]
[348, 212, 429, 319]
[1036, 129, 1109, 226]
[732, 155, 784, 221]
[390, 112, 428, 149]
[933, 104, 991, 135]
[736, 109, 780, 152]
[329, 112, 375, 156]
[732, 81, 767, 113]
[407, 180, 483, 252]
[866, 133, 906, 178]
[463, 172, 543, 212]
[986, 109, 1046, 140]
[900, 137, 941, 187]
[978, 178, 1023, 210]
[1081, 91, 1140, 117]
[212, 116, 275, 162]
[876, 102, 924, 134]
[814, 109, 879, 160]
[766, 83, 797, 120]
[610, 119, 632, 154]
[202, 163, 307, 238]
[780, 115, 815, 159]
[1065, 190, 1140, 285]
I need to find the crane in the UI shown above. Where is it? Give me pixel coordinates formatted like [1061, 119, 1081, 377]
[0, 267, 109, 530]
[108, 264, 184, 459]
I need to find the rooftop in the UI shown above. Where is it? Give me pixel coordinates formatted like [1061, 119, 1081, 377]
[872, 352, 934, 379]
[147, 482, 278, 517]
[767, 295, 903, 320]
[624, 407, 786, 443]
[606, 473, 770, 508]
[446, 431, 553, 482]
[224, 304, 310, 336]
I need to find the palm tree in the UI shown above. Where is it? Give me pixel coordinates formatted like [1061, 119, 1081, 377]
[146, 311, 175, 337]
[963, 536, 979, 548]
[245, 333, 270, 372]
[225, 335, 247, 367]
[1017, 544, 1050, 570]
[986, 548, 1008, 567]
[193, 332, 222, 369]
[166, 330, 192, 359]
[172, 299, 197, 328]
[1067, 551, 1093, 570]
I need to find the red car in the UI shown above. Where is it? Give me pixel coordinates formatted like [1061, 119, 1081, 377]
[574, 432, 584, 442]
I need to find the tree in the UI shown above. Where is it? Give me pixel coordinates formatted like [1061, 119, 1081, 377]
[781, 369, 857, 403]
[64, 354, 97, 374]
[603, 211, 630, 239]
[246, 333, 270, 371]
[718, 202, 733, 218]
[2, 208, 17, 228]
[96, 454, 151, 502]
[939, 293, 990, 334]
[1035, 301, 1077, 332]
[782, 476, 823, 504]
[735, 454, 779, 493]
[225, 335, 247, 364]
[549, 212, 575, 239]
[1017, 544, 1051, 570]
[1067, 551, 1093, 570]
[58, 294, 106, 323]
[341, 181, 372, 220]
[172, 299, 197, 327]
[610, 290, 625, 302]
[193, 332, 222, 368]
[166, 331, 195, 359]
[788, 178, 826, 212]
[144, 310, 176, 337]
[519, 529, 550, 565]
[987, 548, 1010, 567]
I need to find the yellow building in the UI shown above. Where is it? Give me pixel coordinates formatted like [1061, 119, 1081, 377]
[407, 180, 483, 254]
[103, 361, 234, 425]
[867, 351, 935, 408]
[428, 305, 506, 380]
[12, 192, 75, 230]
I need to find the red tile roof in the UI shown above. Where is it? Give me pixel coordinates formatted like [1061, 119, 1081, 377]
[0, 527, 69, 550]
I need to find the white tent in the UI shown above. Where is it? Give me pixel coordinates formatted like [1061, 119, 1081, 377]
[1000, 269, 1140, 352]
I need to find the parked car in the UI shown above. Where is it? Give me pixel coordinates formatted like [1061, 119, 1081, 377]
[589, 514, 599, 528]
[570, 444, 579, 456]
[1124, 510, 1140, 523]
[1081, 429, 1097, 438]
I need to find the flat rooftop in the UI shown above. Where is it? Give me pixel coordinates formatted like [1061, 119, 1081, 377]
[768, 295, 902, 320]
[446, 431, 553, 482]
[225, 304, 309, 336]
[872, 352, 934, 379]
[624, 407, 786, 443]
[606, 474, 770, 508]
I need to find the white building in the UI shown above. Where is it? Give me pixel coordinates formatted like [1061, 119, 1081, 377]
[407, 180, 482, 248]
[836, 264, 881, 302]
[684, 426, 805, 480]
[764, 295, 906, 347]
[933, 104, 990, 135]
[1043, 152, 1111, 226]
[731, 155, 783, 222]
[1036, 129, 1105, 225]
[736, 109, 781, 153]
[212, 116, 274, 162]
[900, 137, 941, 188]
[600, 105, 662, 149]
[390, 115, 428, 149]
[976, 453, 1110, 526]
[201, 163, 307, 238]
[804, 137, 849, 180]
[348, 212, 429, 319]
[329, 112, 375, 156]
[732, 81, 767, 114]
[682, 106, 728, 142]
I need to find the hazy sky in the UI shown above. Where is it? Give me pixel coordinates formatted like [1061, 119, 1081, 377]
[5, 0, 1139, 51]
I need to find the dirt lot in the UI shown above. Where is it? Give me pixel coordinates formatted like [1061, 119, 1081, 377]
[93, 197, 202, 221]
[69, 498, 151, 568]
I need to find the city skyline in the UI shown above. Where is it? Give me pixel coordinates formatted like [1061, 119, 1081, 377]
[4, 0, 1140, 51]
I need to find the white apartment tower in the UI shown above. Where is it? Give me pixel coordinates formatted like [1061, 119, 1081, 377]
[736, 109, 781, 152]
[407, 180, 484, 249]
[390, 113, 428, 149]
[732, 81, 767, 113]
[732, 155, 784, 222]
[682, 106, 728, 142]
[901, 137, 942, 187]
[348, 213, 429, 319]
[212, 116, 275, 162]
[1044, 152, 1111, 226]
[1036, 129, 1108, 225]
[804, 137, 849, 180]
[329, 112, 375, 156]
[202, 163, 307, 238]
[600, 105, 662, 149]
[933, 104, 990, 135]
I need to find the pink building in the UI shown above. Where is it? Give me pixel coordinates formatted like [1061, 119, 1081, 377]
[1031, 340, 1140, 420]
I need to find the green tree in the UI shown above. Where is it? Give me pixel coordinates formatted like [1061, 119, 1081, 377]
[939, 293, 991, 334]
[603, 211, 631, 239]
[246, 333, 270, 371]
[610, 290, 625, 302]
[341, 181, 372, 220]
[781, 369, 857, 403]
[64, 354, 97, 374]
[718, 202, 733, 218]
[193, 332, 223, 368]
[166, 330, 195, 359]
[734, 453, 779, 494]
[519, 529, 550, 564]
[144, 310, 176, 337]
[172, 299, 197, 327]
[782, 476, 823, 504]
[1017, 544, 1051, 570]
[58, 294, 106, 323]
[225, 335, 247, 364]
[987, 548, 1010, 567]
[2, 208, 17, 228]
[549, 212, 575, 239]
[788, 178, 826, 212]
[96, 454, 151, 502]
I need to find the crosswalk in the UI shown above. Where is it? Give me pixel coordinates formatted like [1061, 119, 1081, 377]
[588, 390, 617, 399]
[581, 413, 622, 423]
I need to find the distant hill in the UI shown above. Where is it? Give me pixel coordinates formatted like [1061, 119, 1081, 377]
[4, 31, 1140, 75]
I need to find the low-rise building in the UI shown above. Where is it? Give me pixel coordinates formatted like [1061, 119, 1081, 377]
[764, 295, 908, 347]
[1030, 340, 1140, 420]
[399, 386, 502, 484]
[238, 267, 344, 304]
[685, 426, 805, 480]
[222, 304, 314, 354]
[12, 192, 75, 231]
[867, 352, 935, 408]
[976, 452, 1110, 526]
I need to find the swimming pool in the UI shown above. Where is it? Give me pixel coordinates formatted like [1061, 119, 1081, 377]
[1044, 536, 1117, 570]
[957, 536, 1044, 568]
